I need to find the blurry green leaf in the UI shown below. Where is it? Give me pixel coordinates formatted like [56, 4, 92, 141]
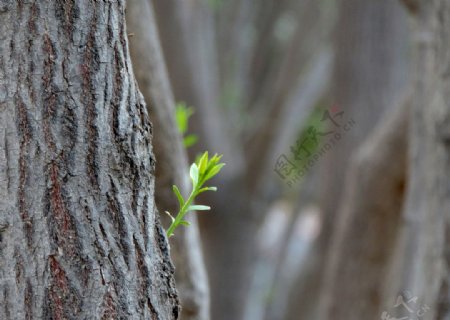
[175, 102, 197, 148]
[207, 0, 224, 10]
[175, 102, 194, 134]
[184, 134, 198, 148]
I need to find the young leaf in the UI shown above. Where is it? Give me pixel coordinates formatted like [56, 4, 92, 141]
[179, 220, 191, 227]
[197, 151, 209, 174]
[166, 153, 224, 238]
[172, 185, 184, 207]
[198, 186, 217, 193]
[190, 163, 199, 186]
[209, 154, 223, 166]
[204, 163, 225, 182]
[188, 205, 211, 211]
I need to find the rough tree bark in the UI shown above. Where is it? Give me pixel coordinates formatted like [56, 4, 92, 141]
[126, 1, 210, 319]
[0, 1, 179, 319]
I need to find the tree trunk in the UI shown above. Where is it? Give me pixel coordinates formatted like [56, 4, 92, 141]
[151, 2, 254, 319]
[126, 1, 210, 319]
[282, 1, 410, 318]
[0, 2, 179, 319]
[319, 0, 409, 252]
[152, 1, 335, 319]
[383, 2, 450, 318]
[319, 95, 409, 320]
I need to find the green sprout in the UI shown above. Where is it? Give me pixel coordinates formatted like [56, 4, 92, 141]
[166, 152, 225, 238]
[175, 102, 198, 148]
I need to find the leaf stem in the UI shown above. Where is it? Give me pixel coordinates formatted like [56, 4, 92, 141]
[166, 186, 198, 237]
[165, 151, 224, 238]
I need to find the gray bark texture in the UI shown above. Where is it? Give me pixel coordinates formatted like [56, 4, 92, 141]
[126, 1, 210, 319]
[0, 1, 179, 319]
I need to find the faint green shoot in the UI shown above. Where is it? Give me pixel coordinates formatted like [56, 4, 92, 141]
[166, 152, 225, 238]
[207, 0, 224, 11]
[175, 102, 198, 148]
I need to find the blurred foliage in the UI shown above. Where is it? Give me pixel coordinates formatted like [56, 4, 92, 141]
[292, 106, 329, 165]
[175, 102, 198, 148]
[206, 0, 224, 11]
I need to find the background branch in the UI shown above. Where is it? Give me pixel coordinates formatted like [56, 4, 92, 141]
[127, 2, 210, 319]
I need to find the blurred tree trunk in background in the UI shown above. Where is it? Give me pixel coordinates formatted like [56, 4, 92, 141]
[152, 2, 251, 319]
[318, 96, 409, 319]
[382, 1, 450, 319]
[0, 1, 179, 319]
[129, 0, 450, 319]
[127, 1, 210, 319]
[152, 0, 334, 319]
[284, 1, 410, 319]
[319, 0, 409, 225]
